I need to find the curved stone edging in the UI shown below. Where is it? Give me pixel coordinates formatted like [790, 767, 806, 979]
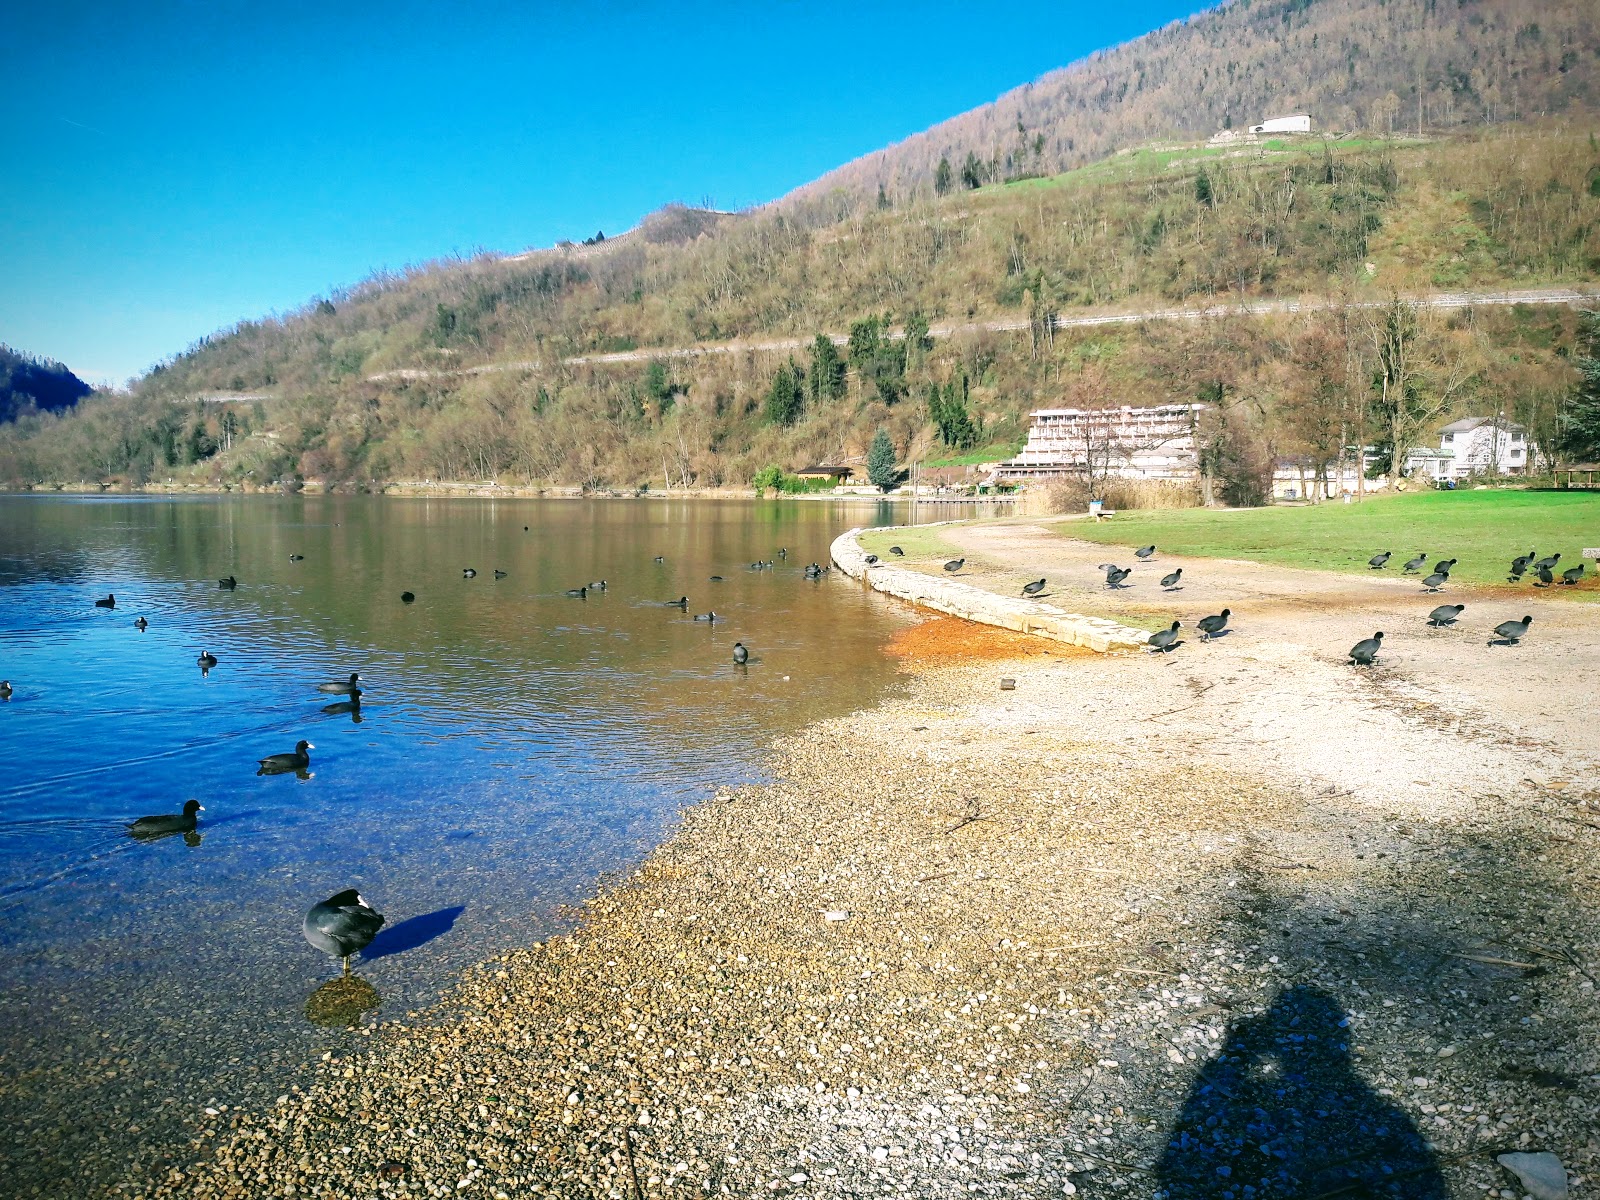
[831, 527, 1151, 653]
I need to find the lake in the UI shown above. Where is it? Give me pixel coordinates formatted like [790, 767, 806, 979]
[0, 494, 923, 1195]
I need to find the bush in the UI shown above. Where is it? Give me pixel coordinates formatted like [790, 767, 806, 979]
[752, 464, 783, 495]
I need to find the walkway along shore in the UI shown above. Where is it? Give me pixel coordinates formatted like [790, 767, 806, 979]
[135, 524, 1600, 1199]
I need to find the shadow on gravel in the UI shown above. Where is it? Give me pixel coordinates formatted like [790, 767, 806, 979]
[1153, 984, 1445, 1200]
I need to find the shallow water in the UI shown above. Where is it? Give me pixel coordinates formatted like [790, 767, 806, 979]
[0, 494, 921, 1193]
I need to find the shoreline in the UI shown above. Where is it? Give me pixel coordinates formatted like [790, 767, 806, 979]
[0, 481, 922, 504]
[137, 582, 1600, 1199]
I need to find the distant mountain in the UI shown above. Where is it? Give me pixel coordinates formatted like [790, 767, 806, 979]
[0, 346, 92, 422]
[788, 0, 1599, 207]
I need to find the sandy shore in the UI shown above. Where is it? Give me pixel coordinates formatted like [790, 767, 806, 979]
[131, 528, 1600, 1200]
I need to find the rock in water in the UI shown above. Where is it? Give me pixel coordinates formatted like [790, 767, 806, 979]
[1496, 1152, 1568, 1200]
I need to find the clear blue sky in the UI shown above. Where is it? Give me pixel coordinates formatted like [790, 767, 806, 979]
[3, 1, 1207, 386]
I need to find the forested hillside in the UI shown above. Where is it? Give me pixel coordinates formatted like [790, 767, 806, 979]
[1, 124, 1595, 494]
[790, 0, 1600, 211]
[0, 347, 92, 424]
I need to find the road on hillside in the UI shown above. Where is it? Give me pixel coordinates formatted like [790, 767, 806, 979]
[366, 284, 1598, 384]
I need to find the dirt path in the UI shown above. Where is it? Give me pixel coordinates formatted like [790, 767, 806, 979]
[918, 518, 1600, 816]
[366, 286, 1597, 382]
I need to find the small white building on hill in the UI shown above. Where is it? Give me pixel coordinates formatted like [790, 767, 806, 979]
[1250, 113, 1312, 134]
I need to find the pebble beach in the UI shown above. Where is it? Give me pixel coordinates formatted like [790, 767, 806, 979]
[132, 609, 1600, 1199]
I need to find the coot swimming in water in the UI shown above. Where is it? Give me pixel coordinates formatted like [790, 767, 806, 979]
[128, 799, 203, 840]
[257, 740, 313, 775]
[732, 642, 749, 664]
[94, 594, 116, 609]
[316, 672, 360, 694]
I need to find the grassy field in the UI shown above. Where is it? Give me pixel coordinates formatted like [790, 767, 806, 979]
[857, 525, 966, 563]
[1064, 490, 1600, 589]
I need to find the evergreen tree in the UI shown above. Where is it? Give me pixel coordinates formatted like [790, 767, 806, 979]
[1557, 310, 1600, 462]
[929, 375, 980, 449]
[960, 151, 985, 190]
[903, 311, 932, 368]
[763, 359, 806, 427]
[808, 334, 846, 403]
[934, 157, 953, 196]
[867, 429, 899, 491]
[876, 182, 891, 210]
[1195, 169, 1214, 207]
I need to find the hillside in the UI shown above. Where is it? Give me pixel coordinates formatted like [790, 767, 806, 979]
[789, 0, 1600, 210]
[1, 124, 1595, 494]
[0, 346, 92, 424]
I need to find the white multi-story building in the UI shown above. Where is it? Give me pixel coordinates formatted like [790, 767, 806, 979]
[1409, 417, 1537, 480]
[999, 404, 1205, 481]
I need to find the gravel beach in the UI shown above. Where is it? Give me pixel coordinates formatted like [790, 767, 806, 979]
[134, 589, 1600, 1199]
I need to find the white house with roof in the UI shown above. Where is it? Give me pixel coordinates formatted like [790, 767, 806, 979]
[1408, 417, 1537, 481]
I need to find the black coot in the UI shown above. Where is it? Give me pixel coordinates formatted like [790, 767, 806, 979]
[1534, 565, 1554, 587]
[1367, 552, 1391, 569]
[1402, 553, 1428, 573]
[709, 575, 725, 582]
[564, 586, 587, 598]
[732, 642, 749, 664]
[1426, 604, 1465, 627]
[494, 569, 508, 579]
[316, 672, 360, 694]
[1561, 564, 1586, 585]
[322, 688, 362, 716]
[0, 681, 11, 700]
[943, 558, 965, 573]
[218, 576, 237, 590]
[1492, 615, 1533, 645]
[134, 617, 148, 631]
[303, 889, 385, 975]
[289, 554, 304, 562]
[1196, 610, 1230, 641]
[129, 799, 203, 840]
[662, 596, 688, 608]
[95, 594, 115, 608]
[1160, 568, 1183, 590]
[257, 740, 313, 775]
[1532, 552, 1561, 572]
[694, 612, 718, 622]
[1021, 578, 1046, 596]
[588, 580, 607, 590]
[864, 554, 879, 565]
[1134, 545, 1157, 560]
[1421, 567, 1450, 592]
[400, 591, 415, 603]
[1148, 621, 1181, 652]
[197, 651, 218, 669]
[1105, 566, 1132, 588]
[462, 568, 477, 578]
[1349, 632, 1384, 665]
[889, 546, 904, 556]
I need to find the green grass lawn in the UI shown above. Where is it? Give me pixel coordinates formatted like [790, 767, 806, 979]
[1064, 490, 1600, 588]
[857, 525, 966, 562]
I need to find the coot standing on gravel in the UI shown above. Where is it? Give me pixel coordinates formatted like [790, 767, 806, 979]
[1148, 621, 1181, 653]
[1021, 579, 1046, 596]
[1348, 632, 1384, 666]
[943, 558, 965, 574]
[303, 890, 385, 975]
[128, 799, 203, 840]
[1367, 552, 1391, 570]
[1196, 610, 1231, 641]
[1135, 546, 1157, 560]
[1402, 553, 1428, 573]
[1160, 568, 1183, 590]
[1491, 615, 1533, 646]
[1426, 604, 1465, 627]
[1534, 565, 1555, 587]
[1561, 564, 1586, 585]
[1105, 566, 1132, 589]
[1421, 565, 1452, 592]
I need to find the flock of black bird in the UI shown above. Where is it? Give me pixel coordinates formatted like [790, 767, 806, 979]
[48, 541, 824, 976]
[948, 541, 1568, 665]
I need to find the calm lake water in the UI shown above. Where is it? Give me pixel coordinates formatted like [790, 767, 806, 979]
[0, 494, 921, 1194]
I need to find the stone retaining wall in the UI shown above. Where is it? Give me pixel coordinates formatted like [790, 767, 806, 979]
[831, 527, 1152, 654]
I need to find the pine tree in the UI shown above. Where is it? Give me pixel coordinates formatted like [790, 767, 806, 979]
[867, 429, 898, 491]
[1195, 169, 1214, 207]
[934, 157, 953, 196]
[1557, 310, 1600, 462]
[763, 359, 806, 427]
[808, 335, 846, 403]
[961, 152, 985, 190]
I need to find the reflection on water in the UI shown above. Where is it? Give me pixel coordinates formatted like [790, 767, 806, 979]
[0, 493, 922, 1193]
[304, 976, 381, 1028]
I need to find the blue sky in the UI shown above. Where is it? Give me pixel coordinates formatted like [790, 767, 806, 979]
[2, 1, 1207, 385]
